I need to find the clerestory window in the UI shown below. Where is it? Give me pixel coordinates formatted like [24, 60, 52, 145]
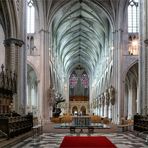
[27, 0, 35, 33]
[128, 0, 139, 33]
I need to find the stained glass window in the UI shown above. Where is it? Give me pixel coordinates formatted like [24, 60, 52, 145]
[81, 71, 89, 88]
[69, 71, 78, 88]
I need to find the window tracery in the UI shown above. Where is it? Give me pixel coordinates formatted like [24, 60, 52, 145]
[27, 0, 35, 33]
[69, 71, 78, 88]
[128, 0, 139, 33]
[81, 71, 89, 88]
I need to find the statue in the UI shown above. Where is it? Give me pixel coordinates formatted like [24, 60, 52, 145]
[52, 93, 65, 117]
[101, 94, 105, 106]
[98, 95, 101, 108]
[109, 85, 115, 105]
[48, 87, 55, 106]
[104, 89, 109, 106]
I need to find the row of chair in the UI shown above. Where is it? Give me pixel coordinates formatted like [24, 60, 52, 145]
[51, 115, 111, 125]
[134, 114, 148, 132]
[0, 113, 33, 138]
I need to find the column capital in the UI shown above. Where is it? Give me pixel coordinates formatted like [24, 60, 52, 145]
[39, 29, 50, 34]
[4, 38, 24, 47]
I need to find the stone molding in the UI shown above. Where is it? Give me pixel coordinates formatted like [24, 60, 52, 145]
[4, 38, 24, 47]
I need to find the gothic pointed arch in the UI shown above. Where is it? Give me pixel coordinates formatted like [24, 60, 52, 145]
[124, 62, 138, 119]
[27, 64, 39, 116]
[72, 106, 78, 115]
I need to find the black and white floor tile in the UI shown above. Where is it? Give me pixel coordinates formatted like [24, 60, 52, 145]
[12, 132, 148, 148]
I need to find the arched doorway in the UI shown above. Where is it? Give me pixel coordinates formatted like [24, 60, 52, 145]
[80, 106, 86, 115]
[125, 63, 138, 119]
[72, 106, 78, 115]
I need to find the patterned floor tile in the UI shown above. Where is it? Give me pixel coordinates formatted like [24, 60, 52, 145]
[11, 132, 148, 148]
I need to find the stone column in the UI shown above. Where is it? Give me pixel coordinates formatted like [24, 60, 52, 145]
[139, 0, 148, 114]
[108, 104, 112, 119]
[109, 86, 115, 119]
[137, 83, 140, 113]
[104, 91, 107, 117]
[101, 94, 105, 117]
[4, 38, 23, 72]
[96, 99, 98, 115]
[104, 89, 109, 117]
[48, 87, 55, 118]
[113, 27, 125, 123]
[4, 38, 24, 113]
[100, 104, 102, 116]
[98, 96, 101, 116]
[39, 29, 50, 121]
[128, 88, 132, 119]
[4, 42, 15, 71]
[28, 80, 32, 112]
[124, 85, 128, 117]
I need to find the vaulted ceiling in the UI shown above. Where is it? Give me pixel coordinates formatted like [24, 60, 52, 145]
[50, 0, 115, 76]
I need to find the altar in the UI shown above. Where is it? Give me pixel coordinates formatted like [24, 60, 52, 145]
[54, 115, 110, 134]
[72, 116, 91, 126]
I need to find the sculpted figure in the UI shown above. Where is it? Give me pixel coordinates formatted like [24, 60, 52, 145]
[101, 94, 105, 106]
[109, 85, 115, 105]
[52, 93, 65, 117]
[98, 95, 101, 107]
[104, 89, 109, 106]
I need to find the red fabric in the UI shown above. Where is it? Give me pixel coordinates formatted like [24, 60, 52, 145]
[60, 136, 117, 148]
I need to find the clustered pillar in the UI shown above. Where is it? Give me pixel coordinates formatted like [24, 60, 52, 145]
[4, 38, 24, 113]
[93, 86, 115, 119]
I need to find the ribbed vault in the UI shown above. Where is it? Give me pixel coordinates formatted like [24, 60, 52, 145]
[52, 0, 112, 72]
[50, 0, 113, 77]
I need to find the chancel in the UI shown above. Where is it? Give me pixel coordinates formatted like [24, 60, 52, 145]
[0, 0, 148, 147]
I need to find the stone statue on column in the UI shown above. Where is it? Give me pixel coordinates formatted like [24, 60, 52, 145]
[52, 93, 65, 117]
[98, 95, 101, 108]
[48, 87, 55, 106]
[109, 85, 115, 105]
[104, 89, 109, 106]
[101, 93, 105, 106]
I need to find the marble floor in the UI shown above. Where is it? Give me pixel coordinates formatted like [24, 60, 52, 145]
[11, 132, 148, 148]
